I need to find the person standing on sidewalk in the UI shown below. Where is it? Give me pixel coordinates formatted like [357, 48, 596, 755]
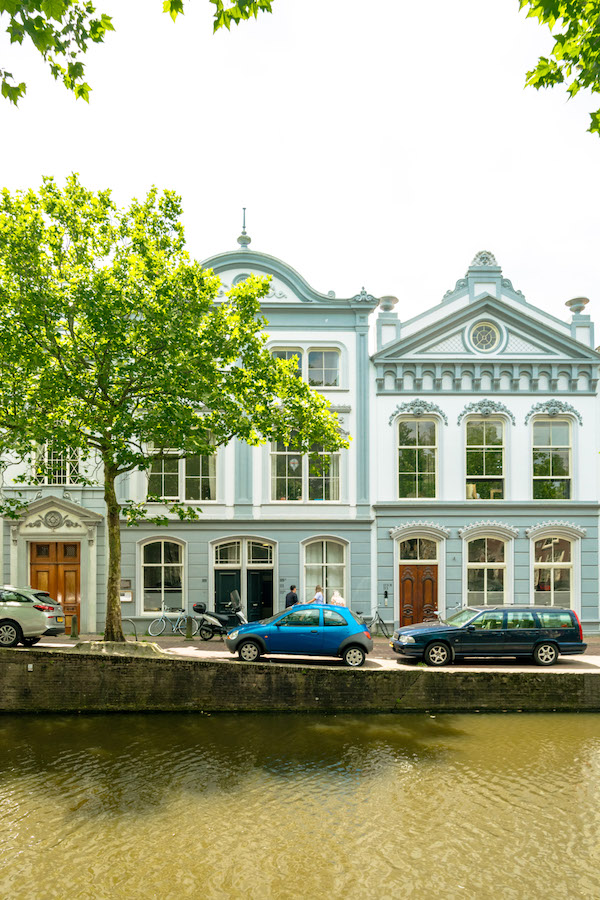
[285, 585, 298, 607]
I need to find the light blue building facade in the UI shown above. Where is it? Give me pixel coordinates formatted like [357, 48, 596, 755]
[3, 245, 599, 634]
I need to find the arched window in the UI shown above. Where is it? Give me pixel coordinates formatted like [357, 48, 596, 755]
[534, 536, 572, 608]
[532, 418, 571, 499]
[466, 418, 504, 500]
[467, 537, 505, 605]
[141, 540, 184, 614]
[397, 418, 436, 499]
[304, 539, 346, 604]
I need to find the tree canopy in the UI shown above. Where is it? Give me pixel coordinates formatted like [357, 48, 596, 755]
[521, 1, 600, 136]
[0, 175, 345, 640]
[0, 0, 274, 103]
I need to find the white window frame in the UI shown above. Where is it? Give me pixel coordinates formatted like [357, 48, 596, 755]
[461, 524, 515, 607]
[528, 524, 582, 616]
[33, 444, 81, 486]
[396, 417, 438, 500]
[465, 417, 505, 501]
[137, 536, 186, 616]
[147, 451, 218, 503]
[531, 417, 572, 501]
[301, 536, 348, 605]
[269, 342, 346, 391]
[270, 440, 341, 503]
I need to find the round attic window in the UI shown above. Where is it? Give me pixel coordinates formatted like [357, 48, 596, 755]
[470, 322, 500, 352]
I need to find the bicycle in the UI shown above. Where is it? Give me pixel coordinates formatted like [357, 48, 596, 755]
[361, 610, 391, 638]
[148, 608, 199, 637]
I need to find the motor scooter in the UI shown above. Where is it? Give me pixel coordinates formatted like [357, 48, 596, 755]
[192, 600, 248, 641]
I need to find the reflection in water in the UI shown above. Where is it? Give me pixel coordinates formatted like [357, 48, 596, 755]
[0, 713, 598, 899]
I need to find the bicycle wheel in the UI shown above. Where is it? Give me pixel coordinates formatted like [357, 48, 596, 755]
[176, 616, 198, 636]
[378, 617, 390, 639]
[148, 617, 166, 636]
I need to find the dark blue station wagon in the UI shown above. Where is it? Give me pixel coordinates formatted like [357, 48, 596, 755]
[390, 606, 586, 666]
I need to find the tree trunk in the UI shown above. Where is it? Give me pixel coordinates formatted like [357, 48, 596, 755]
[104, 461, 125, 642]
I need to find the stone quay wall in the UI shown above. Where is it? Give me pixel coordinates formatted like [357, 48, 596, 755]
[1, 647, 600, 713]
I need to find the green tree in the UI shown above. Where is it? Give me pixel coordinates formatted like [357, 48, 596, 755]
[521, 1, 600, 135]
[0, 175, 345, 641]
[0, 1, 274, 103]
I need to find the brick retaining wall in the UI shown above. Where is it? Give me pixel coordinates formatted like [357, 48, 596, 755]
[2, 648, 600, 713]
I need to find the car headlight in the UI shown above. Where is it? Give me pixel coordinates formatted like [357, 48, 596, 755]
[228, 630, 239, 640]
[399, 634, 415, 644]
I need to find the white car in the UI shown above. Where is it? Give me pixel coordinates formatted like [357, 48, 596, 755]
[0, 586, 65, 647]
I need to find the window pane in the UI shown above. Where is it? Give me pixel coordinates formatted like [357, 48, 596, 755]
[400, 539, 418, 560]
[216, 541, 240, 565]
[486, 539, 505, 563]
[551, 450, 570, 476]
[324, 610, 346, 627]
[533, 422, 551, 445]
[418, 448, 436, 473]
[535, 539, 554, 563]
[417, 474, 436, 498]
[398, 474, 417, 498]
[144, 542, 161, 563]
[551, 421, 570, 445]
[468, 569, 484, 591]
[487, 568, 504, 592]
[419, 539, 437, 560]
[164, 474, 179, 497]
[484, 451, 503, 476]
[249, 542, 273, 565]
[554, 569, 571, 592]
[553, 539, 571, 562]
[533, 480, 570, 500]
[466, 480, 504, 499]
[326, 542, 344, 563]
[417, 420, 436, 445]
[164, 542, 182, 564]
[534, 567, 552, 591]
[533, 450, 551, 476]
[398, 449, 417, 473]
[466, 451, 484, 476]
[186, 455, 200, 476]
[468, 539, 486, 562]
[466, 423, 484, 446]
[398, 422, 417, 446]
[305, 542, 324, 564]
[485, 422, 503, 445]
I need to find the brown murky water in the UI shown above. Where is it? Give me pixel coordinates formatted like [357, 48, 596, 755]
[0, 713, 599, 899]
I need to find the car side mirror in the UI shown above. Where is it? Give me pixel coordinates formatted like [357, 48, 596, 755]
[467, 625, 475, 632]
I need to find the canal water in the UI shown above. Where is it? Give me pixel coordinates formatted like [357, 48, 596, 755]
[0, 713, 599, 900]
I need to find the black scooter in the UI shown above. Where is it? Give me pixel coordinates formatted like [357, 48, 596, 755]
[192, 601, 248, 641]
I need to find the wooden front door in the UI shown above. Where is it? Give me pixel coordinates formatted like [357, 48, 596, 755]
[399, 564, 438, 626]
[30, 542, 81, 634]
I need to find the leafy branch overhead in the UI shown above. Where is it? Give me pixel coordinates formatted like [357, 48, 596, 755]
[0, 0, 275, 103]
[520, 1, 600, 135]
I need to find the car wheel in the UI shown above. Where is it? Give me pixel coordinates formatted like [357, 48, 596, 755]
[199, 627, 213, 641]
[343, 646, 366, 667]
[0, 621, 23, 648]
[22, 637, 41, 647]
[424, 642, 451, 667]
[533, 643, 558, 666]
[238, 641, 261, 662]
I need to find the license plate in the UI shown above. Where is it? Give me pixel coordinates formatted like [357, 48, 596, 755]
[56, 617, 64, 623]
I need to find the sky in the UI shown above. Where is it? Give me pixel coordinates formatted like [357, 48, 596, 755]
[1, 0, 599, 324]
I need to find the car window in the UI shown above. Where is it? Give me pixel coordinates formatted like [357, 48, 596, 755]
[445, 608, 480, 627]
[506, 611, 537, 629]
[279, 609, 320, 627]
[1, 590, 31, 603]
[471, 611, 504, 630]
[323, 610, 347, 627]
[34, 592, 55, 603]
[537, 610, 575, 629]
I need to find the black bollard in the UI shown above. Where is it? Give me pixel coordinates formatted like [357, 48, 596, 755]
[70, 615, 79, 640]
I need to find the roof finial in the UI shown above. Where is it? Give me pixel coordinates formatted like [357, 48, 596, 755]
[237, 207, 251, 251]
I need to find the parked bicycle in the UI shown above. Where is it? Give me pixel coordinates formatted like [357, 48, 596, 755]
[360, 610, 391, 638]
[148, 608, 198, 637]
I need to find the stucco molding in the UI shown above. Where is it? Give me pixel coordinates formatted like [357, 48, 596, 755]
[469, 250, 498, 268]
[526, 521, 587, 540]
[457, 400, 515, 425]
[352, 287, 377, 304]
[524, 400, 583, 425]
[388, 400, 448, 426]
[458, 521, 520, 540]
[389, 522, 450, 541]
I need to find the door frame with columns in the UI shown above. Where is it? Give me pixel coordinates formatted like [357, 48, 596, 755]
[7, 496, 103, 633]
[390, 522, 449, 625]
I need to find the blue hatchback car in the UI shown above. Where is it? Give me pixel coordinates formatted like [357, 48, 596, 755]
[390, 605, 587, 666]
[225, 604, 373, 666]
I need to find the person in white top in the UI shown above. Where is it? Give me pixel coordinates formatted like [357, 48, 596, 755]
[313, 585, 324, 603]
[330, 590, 346, 606]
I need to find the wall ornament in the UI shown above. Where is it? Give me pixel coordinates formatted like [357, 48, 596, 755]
[526, 521, 586, 539]
[388, 400, 448, 426]
[389, 522, 450, 540]
[524, 401, 582, 425]
[25, 511, 81, 530]
[352, 287, 377, 303]
[458, 521, 519, 539]
[457, 400, 515, 425]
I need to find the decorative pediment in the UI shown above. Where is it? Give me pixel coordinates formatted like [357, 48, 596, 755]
[389, 522, 450, 540]
[388, 400, 448, 426]
[524, 400, 582, 424]
[526, 521, 586, 540]
[18, 496, 103, 540]
[457, 401, 515, 425]
[458, 521, 520, 540]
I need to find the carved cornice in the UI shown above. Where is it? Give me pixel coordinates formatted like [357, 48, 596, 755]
[25, 511, 80, 530]
[457, 400, 515, 425]
[388, 400, 448, 426]
[389, 522, 450, 540]
[525, 401, 582, 425]
[526, 521, 586, 539]
[458, 521, 519, 539]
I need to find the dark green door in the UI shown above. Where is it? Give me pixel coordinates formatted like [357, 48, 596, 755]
[247, 570, 273, 622]
[215, 570, 241, 617]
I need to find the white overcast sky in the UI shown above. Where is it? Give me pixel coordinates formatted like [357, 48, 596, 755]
[1, 0, 599, 323]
